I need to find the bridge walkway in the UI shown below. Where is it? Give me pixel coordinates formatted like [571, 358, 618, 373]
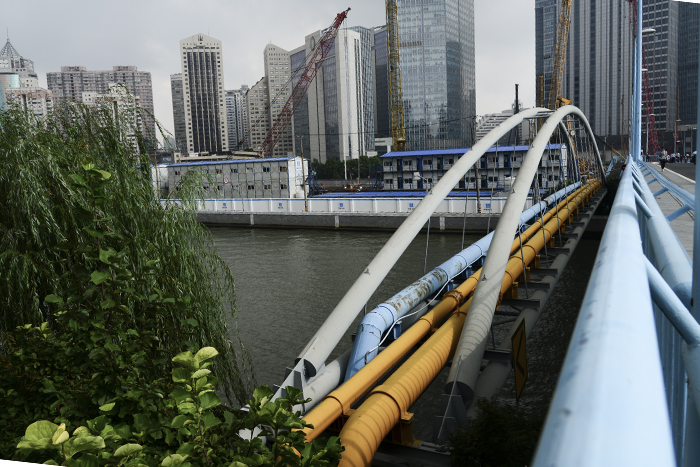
[647, 162, 694, 256]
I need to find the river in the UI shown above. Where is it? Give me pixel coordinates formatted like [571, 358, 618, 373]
[210, 226, 599, 441]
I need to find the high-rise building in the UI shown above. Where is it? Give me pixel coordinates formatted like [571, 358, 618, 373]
[246, 77, 270, 150]
[179, 33, 228, 155]
[225, 85, 249, 151]
[349, 26, 376, 154]
[170, 74, 187, 152]
[264, 44, 294, 157]
[245, 44, 294, 157]
[537, 0, 700, 150]
[372, 25, 391, 139]
[0, 38, 53, 119]
[678, 1, 700, 126]
[290, 29, 367, 163]
[47, 65, 155, 137]
[82, 83, 144, 153]
[397, 0, 476, 150]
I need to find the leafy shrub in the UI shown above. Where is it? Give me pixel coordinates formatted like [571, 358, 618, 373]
[0, 102, 254, 407]
[15, 347, 343, 466]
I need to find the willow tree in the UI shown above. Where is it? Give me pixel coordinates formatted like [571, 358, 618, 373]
[0, 99, 255, 404]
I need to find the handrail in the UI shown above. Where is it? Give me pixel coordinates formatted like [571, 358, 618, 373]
[640, 161, 695, 214]
[533, 163, 676, 466]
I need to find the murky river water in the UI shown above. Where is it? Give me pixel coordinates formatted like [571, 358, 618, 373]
[210, 226, 600, 441]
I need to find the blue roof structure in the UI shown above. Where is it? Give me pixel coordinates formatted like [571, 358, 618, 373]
[169, 157, 294, 168]
[380, 144, 565, 158]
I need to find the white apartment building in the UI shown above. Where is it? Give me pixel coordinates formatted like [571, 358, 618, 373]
[82, 83, 144, 153]
[1, 38, 53, 120]
[179, 34, 228, 155]
[290, 29, 365, 163]
[245, 44, 294, 157]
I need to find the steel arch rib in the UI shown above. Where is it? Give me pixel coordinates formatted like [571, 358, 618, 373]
[295, 107, 552, 376]
[445, 105, 603, 402]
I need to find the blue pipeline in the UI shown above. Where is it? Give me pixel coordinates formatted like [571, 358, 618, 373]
[344, 182, 582, 381]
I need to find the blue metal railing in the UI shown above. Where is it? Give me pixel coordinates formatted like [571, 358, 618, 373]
[534, 161, 700, 465]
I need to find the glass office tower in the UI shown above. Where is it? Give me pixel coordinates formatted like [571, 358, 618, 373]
[397, 0, 475, 150]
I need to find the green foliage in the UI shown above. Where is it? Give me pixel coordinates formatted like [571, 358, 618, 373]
[14, 349, 343, 467]
[448, 398, 544, 467]
[0, 102, 254, 406]
[310, 156, 382, 180]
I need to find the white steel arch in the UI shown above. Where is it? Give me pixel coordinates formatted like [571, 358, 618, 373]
[295, 107, 553, 377]
[445, 105, 604, 401]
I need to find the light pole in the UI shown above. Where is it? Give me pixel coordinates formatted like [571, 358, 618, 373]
[646, 113, 655, 159]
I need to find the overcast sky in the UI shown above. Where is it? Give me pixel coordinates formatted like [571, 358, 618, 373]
[5, 0, 535, 141]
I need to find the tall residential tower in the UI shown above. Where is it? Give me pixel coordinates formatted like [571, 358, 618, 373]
[179, 34, 228, 155]
[47, 65, 154, 137]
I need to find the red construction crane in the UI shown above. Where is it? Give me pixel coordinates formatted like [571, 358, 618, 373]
[626, 0, 660, 155]
[255, 8, 351, 158]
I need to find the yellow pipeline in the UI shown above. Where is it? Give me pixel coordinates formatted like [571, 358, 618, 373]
[498, 181, 599, 302]
[336, 181, 600, 467]
[301, 184, 590, 441]
[336, 296, 473, 467]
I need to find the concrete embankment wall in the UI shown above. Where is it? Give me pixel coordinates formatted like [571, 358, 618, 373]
[197, 211, 504, 233]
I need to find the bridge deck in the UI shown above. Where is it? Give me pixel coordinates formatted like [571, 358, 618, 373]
[647, 162, 694, 256]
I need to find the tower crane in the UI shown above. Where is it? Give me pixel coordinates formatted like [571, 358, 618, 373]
[625, 0, 660, 155]
[547, 0, 573, 110]
[386, 0, 406, 152]
[255, 8, 351, 158]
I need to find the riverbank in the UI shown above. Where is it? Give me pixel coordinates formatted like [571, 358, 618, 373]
[198, 211, 609, 236]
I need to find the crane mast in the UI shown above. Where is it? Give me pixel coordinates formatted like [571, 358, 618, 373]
[386, 0, 406, 152]
[547, 0, 573, 110]
[256, 8, 351, 158]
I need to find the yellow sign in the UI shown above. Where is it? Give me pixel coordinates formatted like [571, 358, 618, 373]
[511, 319, 528, 403]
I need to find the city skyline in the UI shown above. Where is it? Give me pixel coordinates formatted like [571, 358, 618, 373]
[3, 0, 535, 144]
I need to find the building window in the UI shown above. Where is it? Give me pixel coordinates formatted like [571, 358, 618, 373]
[448, 159, 454, 164]
[280, 166, 287, 172]
[263, 166, 271, 172]
[247, 185, 254, 190]
[281, 184, 287, 189]
[264, 184, 271, 190]
[215, 169, 222, 174]
[384, 161, 393, 167]
[232, 168, 238, 173]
